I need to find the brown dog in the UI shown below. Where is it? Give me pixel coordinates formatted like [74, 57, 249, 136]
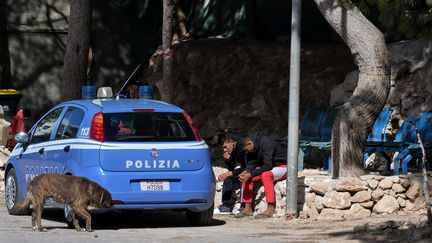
[16, 174, 112, 232]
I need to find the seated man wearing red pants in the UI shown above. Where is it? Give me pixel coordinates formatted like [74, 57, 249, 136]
[234, 131, 287, 219]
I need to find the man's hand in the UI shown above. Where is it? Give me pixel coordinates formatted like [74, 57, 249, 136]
[223, 151, 231, 160]
[239, 171, 252, 182]
[217, 171, 233, 182]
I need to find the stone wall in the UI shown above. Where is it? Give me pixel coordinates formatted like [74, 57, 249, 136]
[330, 39, 432, 116]
[214, 167, 432, 220]
[146, 39, 355, 165]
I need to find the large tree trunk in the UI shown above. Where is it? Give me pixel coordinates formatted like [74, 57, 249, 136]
[313, 0, 390, 177]
[159, 0, 174, 103]
[0, 0, 11, 88]
[62, 0, 92, 102]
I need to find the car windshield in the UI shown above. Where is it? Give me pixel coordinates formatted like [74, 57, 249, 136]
[103, 112, 196, 142]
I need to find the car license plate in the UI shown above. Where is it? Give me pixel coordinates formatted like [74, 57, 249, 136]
[140, 181, 170, 191]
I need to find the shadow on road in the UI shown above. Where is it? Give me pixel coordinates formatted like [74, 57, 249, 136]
[328, 226, 432, 242]
[39, 208, 226, 230]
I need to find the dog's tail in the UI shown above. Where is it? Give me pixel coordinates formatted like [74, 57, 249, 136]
[14, 190, 32, 209]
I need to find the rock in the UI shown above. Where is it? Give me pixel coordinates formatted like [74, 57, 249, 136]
[317, 208, 345, 221]
[372, 188, 385, 202]
[397, 197, 406, 207]
[392, 183, 406, 194]
[416, 214, 429, 227]
[373, 195, 400, 214]
[310, 182, 328, 196]
[359, 201, 374, 209]
[367, 179, 379, 190]
[389, 176, 400, 183]
[298, 210, 308, 220]
[333, 177, 367, 192]
[305, 205, 319, 219]
[400, 178, 410, 188]
[322, 191, 351, 209]
[359, 175, 375, 181]
[412, 196, 425, 210]
[351, 191, 372, 203]
[398, 221, 416, 231]
[315, 195, 324, 212]
[305, 193, 317, 209]
[405, 200, 415, 211]
[275, 181, 287, 197]
[406, 182, 421, 201]
[374, 175, 385, 181]
[364, 221, 399, 231]
[397, 193, 407, 199]
[344, 204, 371, 220]
[378, 178, 394, 190]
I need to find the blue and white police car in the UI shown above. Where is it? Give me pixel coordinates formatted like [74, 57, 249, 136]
[4, 87, 215, 226]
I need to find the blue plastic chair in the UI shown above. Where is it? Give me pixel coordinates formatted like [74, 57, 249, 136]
[363, 108, 399, 167]
[300, 109, 325, 142]
[393, 112, 432, 174]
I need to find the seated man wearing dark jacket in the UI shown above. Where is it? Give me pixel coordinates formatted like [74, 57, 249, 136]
[214, 132, 253, 214]
[236, 131, 287, 219]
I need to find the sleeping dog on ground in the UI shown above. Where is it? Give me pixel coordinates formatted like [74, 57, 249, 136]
[16, 174, 112, 232]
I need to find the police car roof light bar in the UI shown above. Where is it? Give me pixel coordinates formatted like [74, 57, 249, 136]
[115, 64, 142, 99]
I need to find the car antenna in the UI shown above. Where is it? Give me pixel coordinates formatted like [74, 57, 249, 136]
[115, 64, 142, 99]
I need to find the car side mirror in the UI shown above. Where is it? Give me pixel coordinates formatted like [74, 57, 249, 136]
[14, 132, 29, 149]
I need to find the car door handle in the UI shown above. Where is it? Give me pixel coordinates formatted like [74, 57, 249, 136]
[63, 145, 70, 153]
[38, 148, 44, 154]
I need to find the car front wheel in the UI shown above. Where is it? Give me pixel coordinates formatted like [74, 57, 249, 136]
[186, 204, 214, 226]
[5, 168, 30, 215]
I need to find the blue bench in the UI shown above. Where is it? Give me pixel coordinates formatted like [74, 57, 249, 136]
[299, 108, 338, 171]
[300, 108, 395, 172]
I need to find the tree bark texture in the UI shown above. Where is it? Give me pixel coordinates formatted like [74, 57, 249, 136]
[0, 0, 11, 88]
[313, 0, 390, 177]
[62, 0, 91, 102]
[159, 0, 174, 103]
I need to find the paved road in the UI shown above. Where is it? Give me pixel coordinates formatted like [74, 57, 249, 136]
[1, 192, 428, 243]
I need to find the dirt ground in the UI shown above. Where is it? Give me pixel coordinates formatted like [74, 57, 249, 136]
[2, 191, 432, 242]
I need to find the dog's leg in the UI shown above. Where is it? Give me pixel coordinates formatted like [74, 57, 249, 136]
[28, 194, 37, 230]
[31, 210, 37, 230]
[34, 203, 46, 232]
[71, 208, 82, 231]
[74, 207, 92, 232]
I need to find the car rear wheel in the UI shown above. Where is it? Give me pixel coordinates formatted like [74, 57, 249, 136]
[64, 204, 75, 228]
[186, 204, 214, 226]
[5, 168, 30, 215]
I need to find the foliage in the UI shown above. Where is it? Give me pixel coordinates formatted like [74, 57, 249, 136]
[352, 0, 432, 40]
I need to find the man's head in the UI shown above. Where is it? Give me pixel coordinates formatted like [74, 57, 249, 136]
[242, 137, 255, 153]
[222, 139, 236, 159]
[217, 130, 244, 160]
[129, 80, 141, 99]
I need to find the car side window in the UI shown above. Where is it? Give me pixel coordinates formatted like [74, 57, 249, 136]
[55, 107, 85, 140]
[31, 107, 63, 144]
